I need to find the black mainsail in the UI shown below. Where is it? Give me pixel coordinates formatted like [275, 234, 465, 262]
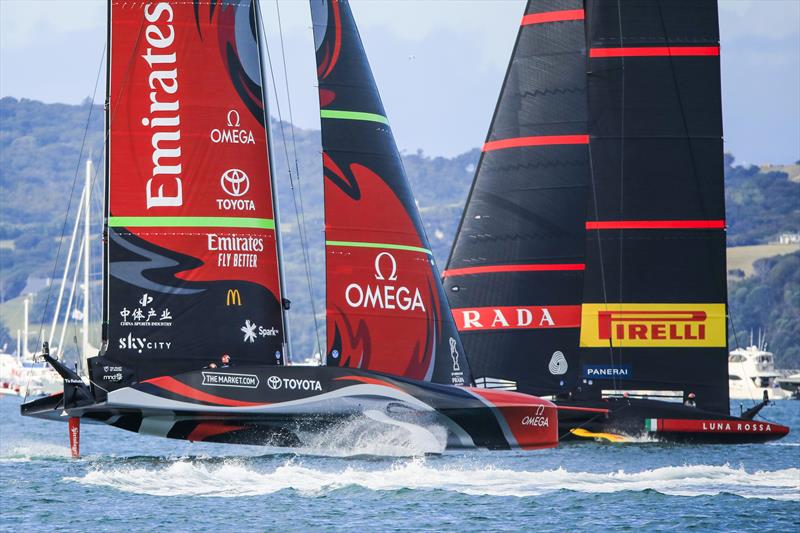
[444, 0, 589, 396]
[580, 0, 728, 413]
[447, 0, 788, 442]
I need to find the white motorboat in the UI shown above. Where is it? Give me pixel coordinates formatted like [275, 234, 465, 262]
[729, 334, 792, 400]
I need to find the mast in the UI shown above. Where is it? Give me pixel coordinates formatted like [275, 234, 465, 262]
[254, 0, 290, 364]
[81, 158, 92, 373]
[22, 297, 29, 359]
[101, 0, 110, 351]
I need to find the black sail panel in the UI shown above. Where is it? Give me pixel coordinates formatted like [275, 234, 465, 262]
[580, 0, 729, 413]
[312, 0, 471, 385]
[444, 0, 590, 396]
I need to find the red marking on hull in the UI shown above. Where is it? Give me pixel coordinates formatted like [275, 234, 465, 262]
[142, 376, 268, 407]
[590, 46, 720, 58]
[482, 134, 589, 152]
[442, 263, 585, 278]
[521, 9, 584, 25]
[187, 422, 246, 442]
[334, 375, 402, 391]
[586, 220, 726, 230]
[654, 418, 789, 436]
[556, 405, 609, 414]
[468, 388, 558, 450]
[69, 417, 80, 459]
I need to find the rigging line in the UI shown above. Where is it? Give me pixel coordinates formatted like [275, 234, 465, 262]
[259, 3, 323, 361]
[275, 0, 323, 360]
[23, 43, 106, 403]
[611, 0, 627, 393]
[584, 1, 616, 387]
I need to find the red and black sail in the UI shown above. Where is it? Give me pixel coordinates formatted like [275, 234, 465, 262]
[312, 0, 471, 385]
[99, 0, 286, 386]
[444, 0, 590, 396]
[579, 0, 728, 412]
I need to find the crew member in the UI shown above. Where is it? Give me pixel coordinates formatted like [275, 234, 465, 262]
[220, 353, 232, 368]
[684, 392, 696, 407]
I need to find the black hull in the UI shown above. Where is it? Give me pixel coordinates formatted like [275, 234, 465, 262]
[557, 398, 790, 444]
[21, 366, 558, 451]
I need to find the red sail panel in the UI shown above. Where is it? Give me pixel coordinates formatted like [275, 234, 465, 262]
[313, 0, 471, 386]
[102, 0, 285, 385]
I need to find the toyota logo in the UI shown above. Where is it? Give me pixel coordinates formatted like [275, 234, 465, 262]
[220, 168, 250, 197]
[267, 376, 282, 390]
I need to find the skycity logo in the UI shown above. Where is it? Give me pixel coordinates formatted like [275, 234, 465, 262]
[580, 304, 726, 348]
[344, 252, 425, 312]
[209, 109, 256, 145]
[118, 334, 171, 353]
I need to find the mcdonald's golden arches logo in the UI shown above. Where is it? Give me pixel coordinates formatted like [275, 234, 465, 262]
[226, 289, 242, 306]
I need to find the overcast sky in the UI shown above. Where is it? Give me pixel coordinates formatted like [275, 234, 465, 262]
[1, 0, 798, 164]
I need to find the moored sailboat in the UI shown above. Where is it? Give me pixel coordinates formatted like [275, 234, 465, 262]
[21, 0, 558, 453]
[444, 0, 789, 443]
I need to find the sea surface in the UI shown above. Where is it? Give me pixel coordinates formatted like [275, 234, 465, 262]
[0, 395, 798, 531]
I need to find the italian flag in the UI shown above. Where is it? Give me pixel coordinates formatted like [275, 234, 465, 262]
[645, 418, 660, 432]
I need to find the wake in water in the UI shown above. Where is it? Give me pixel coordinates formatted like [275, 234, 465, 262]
[0, 440, 71, 462]
[68, 459, 800, 501]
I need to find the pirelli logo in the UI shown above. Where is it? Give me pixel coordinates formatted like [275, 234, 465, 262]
[580, 303, 726, 348]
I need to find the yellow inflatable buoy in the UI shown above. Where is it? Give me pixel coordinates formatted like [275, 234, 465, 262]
[570, 428, 628, 443]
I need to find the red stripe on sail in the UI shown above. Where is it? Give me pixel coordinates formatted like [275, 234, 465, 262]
[586, 220, 726, 230]
[590, 46, 720, 58]
[521, 9, 585, 25]
[482, 135, 589, 152]
[452, 305, 582, 332]
[142, 376, 267, 407]
[443, 264, 585, 278]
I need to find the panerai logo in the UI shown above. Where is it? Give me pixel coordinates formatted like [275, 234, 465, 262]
[141, 2, 184, 209]
[345, 252, 425, 312]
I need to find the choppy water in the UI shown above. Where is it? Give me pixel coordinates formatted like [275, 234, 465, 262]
[1, 396, 798, 531]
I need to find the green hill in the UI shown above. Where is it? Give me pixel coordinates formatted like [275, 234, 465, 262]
[1, 97, 799, 365]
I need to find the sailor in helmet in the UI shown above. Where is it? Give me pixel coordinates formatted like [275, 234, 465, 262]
[684, 392, 697, 407]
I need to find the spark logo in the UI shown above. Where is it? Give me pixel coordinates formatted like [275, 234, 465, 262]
[580, 303, 726, 348]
